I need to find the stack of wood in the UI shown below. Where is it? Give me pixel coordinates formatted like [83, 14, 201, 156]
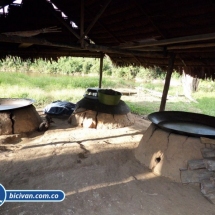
[180, 137, 215, 204]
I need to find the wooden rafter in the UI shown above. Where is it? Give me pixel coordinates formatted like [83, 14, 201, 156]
[2, 26, 61, 37]
[85, 7, 147, 65]
[134, 0, 166, 39]
[84, 43, 163, 57]
[79, 0, 112, 41]
[45, 0, 81, 40]
[0, 34, 81, 49]
[0, 34, 163, 58]
[121, 32, 215, 49]
[93, 19, 122, 43]
[168, 42, 215, 50]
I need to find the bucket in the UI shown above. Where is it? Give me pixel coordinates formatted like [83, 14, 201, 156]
[98, 89, 122, 105]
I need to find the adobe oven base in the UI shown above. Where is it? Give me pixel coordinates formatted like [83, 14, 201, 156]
[68, 108, 135, 129]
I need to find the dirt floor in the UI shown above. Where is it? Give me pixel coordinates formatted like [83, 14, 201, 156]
[0, 109, 215, 215]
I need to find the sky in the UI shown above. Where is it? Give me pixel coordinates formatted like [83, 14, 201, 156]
[0, 0, 66, 17]
[0, 0, 78, 29]
[0, 0, 22, 13]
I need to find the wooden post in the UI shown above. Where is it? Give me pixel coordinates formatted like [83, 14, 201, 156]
[99, 53, 104, 88]
[159, 54, 175, 111]
[3, 6, 5, 17]
[80, 0, 84, 48]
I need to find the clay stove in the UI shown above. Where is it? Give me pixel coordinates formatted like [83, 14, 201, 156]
[68, 89, 134, 129]
[0, 98, 42, 135]
[134, 111, 215, 203]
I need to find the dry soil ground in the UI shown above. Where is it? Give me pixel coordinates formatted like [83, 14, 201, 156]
[0, 109, 215, 215]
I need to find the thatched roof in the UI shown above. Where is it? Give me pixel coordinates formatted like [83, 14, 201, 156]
[0, 0, 215, 79]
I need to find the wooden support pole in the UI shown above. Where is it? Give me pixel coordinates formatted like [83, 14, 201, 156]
[99, 53, 104, 88]
[159, 54, 175, 111]
[80, 0, 84, 48]
[3, 6, 5, 17]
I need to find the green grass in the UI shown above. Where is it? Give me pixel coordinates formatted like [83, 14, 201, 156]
[0, 72, 129, 107]
[193, 92, 215, 116]
[1, 72, 215, 117]
[125, 101, 159, 115]
[0, 72, 122, 90]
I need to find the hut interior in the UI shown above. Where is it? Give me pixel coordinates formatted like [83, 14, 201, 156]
[0, 0, 215, 109]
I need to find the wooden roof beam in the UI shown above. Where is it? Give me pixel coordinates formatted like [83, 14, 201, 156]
[45, 0, 81, 40]
[61, 2, 121, 45]
[0, 49, 102, 58]
[168, 42, 215, 50]
[85, 8, 122, 44]
[134, 0, 166, 39]
[93, 19, 122, 43]
[0, 34, 82, 49]
[121, 32, 215, 49]
[79, 0, 112, 41]
[0, 34, 163, 58]
[173, 49, 215, 53]
[84, 43, 164, 58]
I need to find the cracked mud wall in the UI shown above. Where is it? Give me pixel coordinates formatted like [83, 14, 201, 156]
[0, 105, 42, 135]
[0, 112, 13, 135]
[69, 109, 135, 129]
[134, 123, 203, 182]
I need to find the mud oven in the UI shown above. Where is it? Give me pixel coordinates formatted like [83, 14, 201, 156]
[68, 88, 134, 129]
[0, 98, 41, 135]
[134, 111, 215, 204]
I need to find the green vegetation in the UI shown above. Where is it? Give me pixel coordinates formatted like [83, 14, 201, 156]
[0, 56, 215, 117]
[193, 92, 215, 116]
[0, 71, 129, 107]
[0, 55, 166, 79]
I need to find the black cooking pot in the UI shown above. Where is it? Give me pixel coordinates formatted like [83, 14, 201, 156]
[148, 111, 215, 138]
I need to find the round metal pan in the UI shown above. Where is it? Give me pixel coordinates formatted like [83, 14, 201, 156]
[148, 111, 215, 138]
[0, 98, 35, 111]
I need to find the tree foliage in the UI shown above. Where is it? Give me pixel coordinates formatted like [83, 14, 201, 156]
[0, 55, 169, 80]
